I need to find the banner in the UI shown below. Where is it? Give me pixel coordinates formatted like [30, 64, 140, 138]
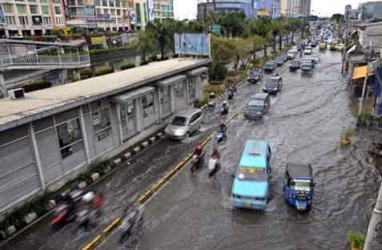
[91, 36, 106, 45]
[174, 33, 210, 57]
[129, 8, 136, 25]
[148, 0, 154, 21]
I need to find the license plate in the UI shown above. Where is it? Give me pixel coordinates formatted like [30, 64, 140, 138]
[244, 202, 252, 208]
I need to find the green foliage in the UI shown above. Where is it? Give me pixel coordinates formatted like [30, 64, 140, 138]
[347, 231, 365, 248]
[149, 54, 159, 62]
[23, 80, 52, 93]
[331, 13, 344, 23]
[209, 62, 228, 82]
[93, 68, 113, 76]
[120, 63, 135, 70]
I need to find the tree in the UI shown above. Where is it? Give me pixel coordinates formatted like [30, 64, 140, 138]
[136, 30, 156, 64]
[249, 17, 271, 57]
[147, 19, 170, 60]
[251, 35, 267, 60]
[268, 20, 281, 52]
[331, 13, 344, 23]
[232, 37, 253, 70]
[210, 35, 235, 81]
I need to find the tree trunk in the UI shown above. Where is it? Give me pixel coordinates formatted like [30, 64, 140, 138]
[142, 49, 146, 64]
[263, 45, 267, 58]
[279, 37, 282, 51]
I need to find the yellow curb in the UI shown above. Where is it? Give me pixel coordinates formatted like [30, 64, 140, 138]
[81, 235, 103, 250]
[102, 217, 122, 235]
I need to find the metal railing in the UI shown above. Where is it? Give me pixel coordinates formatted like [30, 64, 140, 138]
[0, 39, 90, 71]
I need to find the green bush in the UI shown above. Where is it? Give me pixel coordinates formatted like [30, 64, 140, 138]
[347, 231, 365, 249]
[120, 63, 135, 70]
[93, 68, 113, 77]
[149, 55, 158, 62]
[209, 63, 227, 81]
[23, 80, 52, 92]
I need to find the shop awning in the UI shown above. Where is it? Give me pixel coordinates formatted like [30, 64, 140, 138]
[352, 65, 374, 80]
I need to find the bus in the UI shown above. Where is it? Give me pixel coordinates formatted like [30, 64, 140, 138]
[231, 140, 271, 210]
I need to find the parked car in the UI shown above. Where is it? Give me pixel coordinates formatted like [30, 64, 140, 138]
[165, 109, 203, 140]
[275, 57, 283, 67]
[262, 76, 283, 94]
[263, 60, 277, 73]
[310, 40, 318, 47]
[247, 69, 263, 83]
[289, 60, 300, 72]
[335, 43, 344, 51]
[244, 93, 271, 119]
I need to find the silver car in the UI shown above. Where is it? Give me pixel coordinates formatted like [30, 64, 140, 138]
[165, 109, 203, 140]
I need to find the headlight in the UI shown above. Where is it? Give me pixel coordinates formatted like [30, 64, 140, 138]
[174, 130, 186, 136]
[273, 87, 278, 90]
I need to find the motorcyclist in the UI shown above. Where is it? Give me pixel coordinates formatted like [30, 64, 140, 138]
[208, 148, 221, 178]
[227, 88, 234, 100]
[221, 101, 229, 115]
[209, 92, 216, 101]
[192, 141, 205, 172]
[217, 123, 227, 141]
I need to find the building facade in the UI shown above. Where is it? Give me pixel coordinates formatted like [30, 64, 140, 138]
[360, 1, 382, 21]
[134, 0, 148, 29]
[0, 0, 66, 37]
[213, 0, 254, 18]
[0, 58, 210, 214]
[64, 0, 135, 32]
[152, 0, 174, 20]
[197, 1, 214, 20]
[280, 0, 310, 17]
[254, 0, 280, 19]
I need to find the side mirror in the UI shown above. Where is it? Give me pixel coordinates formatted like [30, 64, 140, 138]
[231, 173, 235, 178]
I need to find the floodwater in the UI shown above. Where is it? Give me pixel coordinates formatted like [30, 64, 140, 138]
[102, 51, 381, 250]
[3, 49, 381, 250]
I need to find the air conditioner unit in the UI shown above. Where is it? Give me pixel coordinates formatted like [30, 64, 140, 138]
[8, 88, 25, 100]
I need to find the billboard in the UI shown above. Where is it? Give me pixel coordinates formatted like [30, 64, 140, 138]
[130, 8, 136, 25]
[0, 6, 4, 25]
[148, 0, 154, 21]
[174, 33, 210, 57]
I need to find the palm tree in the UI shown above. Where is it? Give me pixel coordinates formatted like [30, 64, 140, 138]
[268, 20, 281, 52]
[147, 19, 169, 60]
[137, 30, 156, 64]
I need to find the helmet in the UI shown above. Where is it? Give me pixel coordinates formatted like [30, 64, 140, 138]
[210, 92, 215, 95]
[223, 100, 227, 105]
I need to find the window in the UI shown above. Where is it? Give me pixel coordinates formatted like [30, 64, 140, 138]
[188, 80, 196, 100]
[54, 6, 61, 14]
[19, 16, 29, 25]
[109, 0, 114, 7]
[16, 5, 26, 14]
[56, 16, 63, 24]
[142, 93, 154, 118]
[41, 6, 49, 15]
[43, 16, 51, 25]
[56, 119, 83, 159]
[136, 3, 141, 23]
[94, 0, 100, 6]
[92, 105, 111, 141]
[40, 0, 47, 3]
[52, 0, 60, 3]
[2, 4, 12, 13]
[29, 5, 38, 14]
[28, 0, 36, 2]
[5, 16, 16, 25]
[174, 80, 185, 97]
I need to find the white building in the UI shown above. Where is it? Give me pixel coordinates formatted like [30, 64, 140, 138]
[280, 0, 311, 17]
[0, 0, 66, 37]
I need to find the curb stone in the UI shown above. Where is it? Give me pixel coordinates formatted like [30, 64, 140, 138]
[142, 141, 149, 148]
[113, 158, 121, 165]
[124, 152, 132, 159]
[133, 146, 141, 154]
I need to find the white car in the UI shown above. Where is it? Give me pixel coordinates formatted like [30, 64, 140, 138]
[287, 49, 297, 59]
[304, 48, 313, 55]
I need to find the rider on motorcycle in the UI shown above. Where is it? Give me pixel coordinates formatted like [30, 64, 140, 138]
[221, 101, 229, 115]
[217, 123, 227, 141]
[193, 141, 205, 159]
[209, 92, 216, 101]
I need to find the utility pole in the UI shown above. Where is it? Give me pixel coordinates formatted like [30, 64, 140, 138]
[364, 182, 382, 250]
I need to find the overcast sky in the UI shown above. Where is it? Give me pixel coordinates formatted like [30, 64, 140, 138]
[174, 0, 381, 20]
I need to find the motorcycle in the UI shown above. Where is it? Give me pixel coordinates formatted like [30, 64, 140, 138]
[221, 107, 229, 116]
[227, 90, 234, 100]
[50, 203, 77, 230]
[216, 130, 226, 144]
[208, 158, 221, 178]
[191, 154, 204, 173]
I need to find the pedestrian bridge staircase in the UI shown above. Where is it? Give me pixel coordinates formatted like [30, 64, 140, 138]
[0, 39, 90, 71]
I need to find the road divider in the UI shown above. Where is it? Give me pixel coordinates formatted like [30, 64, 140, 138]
[80, 85, 247, 250]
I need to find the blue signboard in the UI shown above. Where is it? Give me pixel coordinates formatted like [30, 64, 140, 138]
[0, 6, 4, 25]
[130, 9, 136, 25]
[174, 33, 210, 57]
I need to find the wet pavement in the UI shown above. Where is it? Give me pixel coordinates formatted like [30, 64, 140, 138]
[101, 50, 382, 250]
[0, 57, 256, 250]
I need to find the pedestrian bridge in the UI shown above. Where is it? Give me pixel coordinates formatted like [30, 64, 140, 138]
[0, 39, 90, 71]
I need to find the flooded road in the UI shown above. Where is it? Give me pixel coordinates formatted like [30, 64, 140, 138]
[102, 51, 381, 250]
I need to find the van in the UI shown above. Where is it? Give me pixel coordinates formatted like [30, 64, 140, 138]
[231, 140, 272, 210]
[244, 93, 270, 119]
[165, 108, 203, 140]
